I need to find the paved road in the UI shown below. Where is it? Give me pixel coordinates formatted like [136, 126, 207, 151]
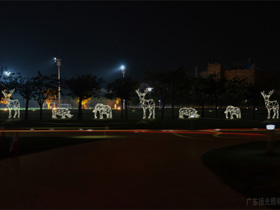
[0, 129, 268, 209]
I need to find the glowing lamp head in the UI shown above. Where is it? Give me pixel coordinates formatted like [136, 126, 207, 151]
[266, 124, 275, 131]
[4, 71, 11, 76]
[147, 87, 153, 92]
[120, 65, 125, 71]
[54, 57, 57, 62]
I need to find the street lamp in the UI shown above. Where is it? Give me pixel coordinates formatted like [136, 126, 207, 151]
[266, 124, 275, 154]
[120, 65, 125, 78]
[120, 65, 126, 112]
[3, 71, 11, 77]
[54, 58, 62, 107]
[147, 87, 153, 98]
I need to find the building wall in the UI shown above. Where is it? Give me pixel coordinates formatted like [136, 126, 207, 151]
[200, 63, 256, 84]
[208, 63, 222, 75]
[224, 69, 255, 84]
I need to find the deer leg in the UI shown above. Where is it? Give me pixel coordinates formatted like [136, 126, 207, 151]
[152, 106, 155, 119]
[179, 111, 183, 119]
[148, 107, 152, 119]
[8, 108, 12, 118]
[277, 107, 279, 119]
[142, 107, 146, 119]
[267, 108, 271, 119]
[100, 112, 103, 119]
[13, 109, 17, 118]
[93, 111, 97, 119]
[18, 107, 20, 118]
[272, 108, 276, 119]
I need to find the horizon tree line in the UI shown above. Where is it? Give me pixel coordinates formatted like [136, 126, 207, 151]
[1, 66, 280, 120]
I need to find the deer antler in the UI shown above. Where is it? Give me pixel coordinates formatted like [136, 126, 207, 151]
[1, 90, 8, 98]
[269, 90, 274, 96]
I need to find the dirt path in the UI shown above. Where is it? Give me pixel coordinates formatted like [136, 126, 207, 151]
[0, 132, 267, 209]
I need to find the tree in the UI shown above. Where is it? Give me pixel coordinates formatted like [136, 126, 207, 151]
[205, 73, 225, 118]
[246, 70, 280, 119]
[166, 67, 188, 119]
[106, 77, 138, 119]
[223, 77, 248, 106]
[44, 89, 57, 109]
[67, 74, 104, 120]
[191, 76, 210, 118]
[145, 67, 188, 119]
[32, 71, 55, 119]
[17, 77, 36, 120]
[144, 70, 169, 119]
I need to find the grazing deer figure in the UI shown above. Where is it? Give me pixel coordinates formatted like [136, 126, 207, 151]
[179, 107, 200, 119]
[261, 90, 279, 119]
[135, 88, 155, 119]
[92, 103, 112, 119]
[224, 105, 241, 119]
[1, 89, 20, 119]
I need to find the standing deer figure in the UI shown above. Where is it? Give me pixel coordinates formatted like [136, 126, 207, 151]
[1, 89, 20, 119]
[135, 88, 155, 119]
[261, 90, 279, 119]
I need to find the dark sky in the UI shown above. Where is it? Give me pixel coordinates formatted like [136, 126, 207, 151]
[0, 1, 280, 83]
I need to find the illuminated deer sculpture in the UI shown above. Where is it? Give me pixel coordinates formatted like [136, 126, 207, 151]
[1, 89, 20, 119]
[92, 103, 112, 119]
[261, 90, 279, 119]
[135, 88, 155, 119]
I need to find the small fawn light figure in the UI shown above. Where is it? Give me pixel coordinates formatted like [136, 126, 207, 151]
[1, 89, 20, 119]
[261, 90, 279, 119]
[92, 103, 112, 119]
[224, 105, 241, 119]
[135, 88, 155, 119]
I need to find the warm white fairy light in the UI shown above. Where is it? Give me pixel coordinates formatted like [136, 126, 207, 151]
[224, 105, 241, 119]
[135, 88, 155, 119]
[93, 103, 112, 119]
[261, 90, 279, 119]
[179, 107, 200, 119]
[1, 89, 20, 119]
[52, 108, 73, 119]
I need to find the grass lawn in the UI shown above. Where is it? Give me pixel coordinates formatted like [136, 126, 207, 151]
[0, 136, 109, 160]
[201, 140, 280, 208]
[0, 108, 279, 130]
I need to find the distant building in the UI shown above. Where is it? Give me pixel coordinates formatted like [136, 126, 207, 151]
[200, 59, 257, 84]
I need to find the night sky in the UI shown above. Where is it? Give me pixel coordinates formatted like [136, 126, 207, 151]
[0, 1, 280, 83]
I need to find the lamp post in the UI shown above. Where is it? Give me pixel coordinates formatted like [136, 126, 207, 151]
[120, 65, 125, 79]
[54, 58, 62, 107]
[147, 87, 153, 98]
[266, 124, 275, 154]
[3, 71, 11, 77]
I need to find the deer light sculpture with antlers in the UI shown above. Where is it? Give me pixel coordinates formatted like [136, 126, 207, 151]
[135, 88, 155, 119]
[261, 90, 279, 119]
[1, 89, 20, 119]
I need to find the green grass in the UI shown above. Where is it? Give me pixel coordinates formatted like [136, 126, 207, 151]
[0, 136, 107, 160]
[201, 140, 280, 208]
[0, 108, 278, 130]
